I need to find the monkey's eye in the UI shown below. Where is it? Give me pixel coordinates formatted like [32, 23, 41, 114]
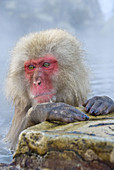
[28, 65, 35, 70]
[42, 62, 50, 67]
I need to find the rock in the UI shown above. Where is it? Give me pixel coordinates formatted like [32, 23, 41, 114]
[1, 107, 114, 169]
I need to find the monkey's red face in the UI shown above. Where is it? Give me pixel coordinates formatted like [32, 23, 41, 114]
[24, 55, 58, 103]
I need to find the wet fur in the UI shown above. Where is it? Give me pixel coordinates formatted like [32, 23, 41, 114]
[5, 29, 90, 148]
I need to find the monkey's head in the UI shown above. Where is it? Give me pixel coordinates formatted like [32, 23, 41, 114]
[6, 29, 90, 109]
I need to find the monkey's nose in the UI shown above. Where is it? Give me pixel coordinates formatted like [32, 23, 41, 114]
[33, 80, 41, 86]
[38, 80, 41, 85]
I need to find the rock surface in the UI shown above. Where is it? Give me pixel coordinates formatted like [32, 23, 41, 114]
[0, 107, 114, 169]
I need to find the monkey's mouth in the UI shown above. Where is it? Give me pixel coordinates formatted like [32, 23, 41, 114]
[31, 91, 56, 103]
[34, 91, 55, 98]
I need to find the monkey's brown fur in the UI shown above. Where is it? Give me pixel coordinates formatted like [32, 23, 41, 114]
[5, 29, 90, 148]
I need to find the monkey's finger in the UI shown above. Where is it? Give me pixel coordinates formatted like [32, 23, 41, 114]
[82, 100, 88, 107]
[84, 99, 95, 112]
[66, 106, 89, 120]
[73, 112, 89, 121]
[64, 110, 89, 122]
[101, 105, 113, 115]
[48, 109, 89, 122]
[67, 108, 89, 120]
[88, 101, 102, 115]
[48, 111, 76, 123]
[58, 116, 76, 123]
[91, 103, 108, 115]
[83, 97, 97, 107]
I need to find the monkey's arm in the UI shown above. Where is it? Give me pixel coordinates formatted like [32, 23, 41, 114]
[25, 102, 89, 125]
[8, 103, 89, 150]
[5, 108, 33, 151]
[83, 96, 114, 115]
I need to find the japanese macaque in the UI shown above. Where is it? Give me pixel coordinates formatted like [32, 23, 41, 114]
[6, 29, 114, 151]
[5, 29, 114, 150]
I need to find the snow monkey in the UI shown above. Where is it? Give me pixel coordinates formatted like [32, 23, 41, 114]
[5, 29, 91, 150]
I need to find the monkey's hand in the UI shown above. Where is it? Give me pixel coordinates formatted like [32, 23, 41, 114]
[83, 96, 114, 115]
[26, 102, 89, 125]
